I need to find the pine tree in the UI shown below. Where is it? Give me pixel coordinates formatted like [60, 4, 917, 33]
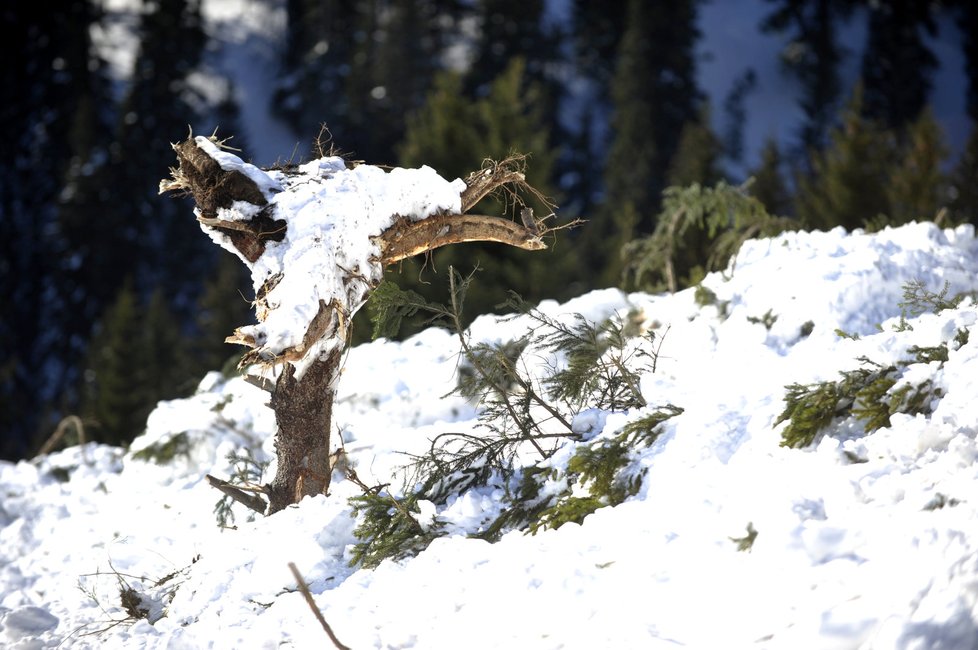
[0, 0, 113, 458]
[82, 281, 152, 447]
[144, 288, 196, 400]
[959, 3, 978, 121]
[749, 138, 793, 217]
[660, 107, 727, 288]
[886, 108, 948, 225]
[468, 0, 552, 95]
[566, 0, 627, 217]
[570, 0, 627, 91]
[795, 86, 895, 231]
[113, 0, 210, 304]
[761, 0, 853, 155]
[342, 0, 462, 162]
[722, 69, 758, 165]
[602, 0, 701, 228]
[859, 0, 938, 131]
[666, 106, 725, 189]
[593, 0, 702, 285]
[195, 254, 253, 374]
[274, 0, 362, 146]
[949, 123, 978, 226]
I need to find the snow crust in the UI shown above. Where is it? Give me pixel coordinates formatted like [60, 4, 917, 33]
[3, 222, 978, 649]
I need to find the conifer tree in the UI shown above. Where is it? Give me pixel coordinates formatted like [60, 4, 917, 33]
[274, 0, 362, 144]
[749, 138, 793, 217]
[144, 288, 196, 400]
[660, 108, 726, 288]
[195, 255, 253, 374]
[570, 0, 627, 91]
[859, 0, 937, 131]
[343, 0, 461, 162]
[666, 107, 725, 189]
[592, 0, 701, 286]
[761, 0, 853, 155]
[949, 123, 978, 226]
[566, 0, 626, 217]
[0, 0, 113, 458]
[886, 108, 948, 225]
[113, 0, 210, 303]
[603, 0, 701, 228]
[959, 2, 978, 122]
[722, 69, 757, 165]
[82, 281, 152, 447]
[468, 0, 552, 95]
[795, 86, 895, 231]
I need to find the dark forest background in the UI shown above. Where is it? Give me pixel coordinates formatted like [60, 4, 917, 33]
[3, 0, 977, 460]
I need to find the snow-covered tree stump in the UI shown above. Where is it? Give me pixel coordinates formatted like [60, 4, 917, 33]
[161, 134, 550, 514]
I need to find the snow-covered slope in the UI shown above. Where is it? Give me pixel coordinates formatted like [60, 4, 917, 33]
[3, 221, 978, 649]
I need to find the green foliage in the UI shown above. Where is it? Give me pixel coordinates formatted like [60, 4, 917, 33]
[779, 278, 973, 447]
[621, 180, 797, 292]
[351, 270, 682, 565]
[776, 333, 962, 449]
[899, 279, 964, 319]
[885, 108, 949, 225]
[82, 281, 201, 447]
[730, 522, 758, 552]
[349, 490, 444, 569]
[82, 280, 153, 447]
[665, 105, 724, 189]
[795, 85, 895, 232]
[749, 138, 793, 217]
[501, 293, 657, 412]
[367, 280, 434, 340]
[523, 405, 683, 534]
[747, 309, 778, 331]
[949, 124, 978, 226]
[132, 432, 191, 464]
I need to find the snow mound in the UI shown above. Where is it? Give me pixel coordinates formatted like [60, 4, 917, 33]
[2, 221, 978, 649]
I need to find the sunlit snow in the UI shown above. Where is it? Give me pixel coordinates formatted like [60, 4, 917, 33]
[2, 219, 977, 649]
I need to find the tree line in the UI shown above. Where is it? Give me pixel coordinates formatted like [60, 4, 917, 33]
[2, 0, 976, 459]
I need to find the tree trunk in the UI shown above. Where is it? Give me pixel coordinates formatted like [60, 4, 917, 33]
[265, 347, 341, 514]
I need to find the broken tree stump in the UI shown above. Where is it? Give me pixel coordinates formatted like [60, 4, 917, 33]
[161, 133, 554, 514]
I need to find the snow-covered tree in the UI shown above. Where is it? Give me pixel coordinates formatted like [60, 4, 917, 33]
[161, 134, 555, 513]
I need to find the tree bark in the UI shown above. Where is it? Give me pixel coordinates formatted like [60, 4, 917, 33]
[265, 347, 341, 514]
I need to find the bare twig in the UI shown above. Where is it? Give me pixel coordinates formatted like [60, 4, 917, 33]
[287, 562, 351, 650]
[37, 415, 88, 461]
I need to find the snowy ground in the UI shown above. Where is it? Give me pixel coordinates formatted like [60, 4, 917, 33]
[3, 221, 978, 649]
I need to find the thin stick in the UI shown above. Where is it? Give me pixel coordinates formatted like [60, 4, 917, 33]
[37, 415, 88, 460]
[287, 562, 351, 650]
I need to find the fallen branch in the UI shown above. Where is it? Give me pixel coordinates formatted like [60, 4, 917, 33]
[205, 474, 268, 515]
[288, 562, 351, 650]
[376, 213, 545, 265]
